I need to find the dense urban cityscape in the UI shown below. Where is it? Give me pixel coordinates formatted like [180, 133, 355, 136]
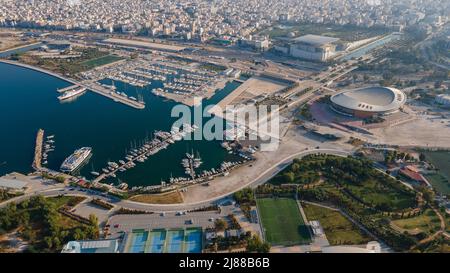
[0, 0, 449, 260]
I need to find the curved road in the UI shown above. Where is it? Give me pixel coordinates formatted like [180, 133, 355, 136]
[0, 149, 351, 212]
[0, 149, 350, 212]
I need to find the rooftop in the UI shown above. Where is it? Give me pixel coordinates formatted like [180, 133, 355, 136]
[104, 38, 186, 52]
[293, 34, 340, 46]
[61, 239, 119, 253]
[331, 86, 406, 113]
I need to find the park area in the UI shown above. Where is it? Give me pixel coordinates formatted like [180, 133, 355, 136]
[80, 55, 123, 70]
[256, 197, 311, 246]
[269, 154, 417, 212]
[16, 47, 123, 75]
[302, 202, 372, 245]
[391, 209, 442, 235]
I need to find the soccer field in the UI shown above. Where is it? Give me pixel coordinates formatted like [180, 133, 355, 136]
[256, 197, 311, 246]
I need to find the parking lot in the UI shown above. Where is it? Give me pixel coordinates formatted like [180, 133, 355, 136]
[71, 200, 113, 224]
[105, 204, 238, 238]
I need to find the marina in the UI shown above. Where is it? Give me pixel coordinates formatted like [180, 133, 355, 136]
[0, 59, 146, 109]
[92, 124, 197, 185]
[0, 61, 241, 188]
[79, 58, 222, 105]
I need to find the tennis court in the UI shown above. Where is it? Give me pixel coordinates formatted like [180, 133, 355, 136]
[125, 228, 203, 253]
[128, 230, 148, 253]
[184, 228, 203, 253]
[166, 229, 184, 253]
[146, 229, 166, 253]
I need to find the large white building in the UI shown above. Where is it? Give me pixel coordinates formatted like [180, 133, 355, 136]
[289, 34, 340, 61]
[330, 86, 406, 118]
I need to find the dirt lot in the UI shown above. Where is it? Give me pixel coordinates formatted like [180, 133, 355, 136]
[210, 76, 289, 117]
[129, 191, 184, 204]
[372, 112, 450, 148]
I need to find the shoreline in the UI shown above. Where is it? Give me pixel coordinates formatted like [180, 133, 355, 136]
[0, 59, 80, 85]
[0, 59, 145, 109]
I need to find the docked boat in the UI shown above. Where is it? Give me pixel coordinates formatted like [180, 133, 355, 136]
[108, 162, 119, 168]
[91, 171, 100, 176]
[60, 147, 92, 173]
[58, 87, 87, 101]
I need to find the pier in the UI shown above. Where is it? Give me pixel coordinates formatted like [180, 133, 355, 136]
[92, 131, 174, 184]
[32, 129, 44, 170]
[57, 84, 81, 93]
[81, 81, 146, 109]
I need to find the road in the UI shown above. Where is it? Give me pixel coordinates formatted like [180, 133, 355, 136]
[0, 148, 350, 212]
[411, 206, 448, 250]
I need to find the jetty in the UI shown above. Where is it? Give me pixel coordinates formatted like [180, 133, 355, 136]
[0, 60, 145, 110]
[57, 84, 81, 93]
[32, 129, 44, 170]
[92, 131, 174, 184]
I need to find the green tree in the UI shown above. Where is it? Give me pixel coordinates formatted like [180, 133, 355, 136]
[246, 234, 270, 253]
[283, 172, 295, 183]
[214, 219, 228, 231]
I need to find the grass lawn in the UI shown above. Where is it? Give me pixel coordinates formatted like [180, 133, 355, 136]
[424, 173, 450, 195]
[422, 150, 450, 196]
[129, 191, 184, 204]
[423, 151, 450, 175]
[302, 203, 372, 245]
[423, 151, 450, 193]
[198, 63, 226, 72]
[46, 195, 85, 208]
[345, 179, 416, 211]
[256, 197, 311, 246]
[391, 209, 441, 235]
[80, 55, 123, 69]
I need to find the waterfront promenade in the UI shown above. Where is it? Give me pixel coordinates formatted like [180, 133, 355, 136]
[0, 59, 145, 109]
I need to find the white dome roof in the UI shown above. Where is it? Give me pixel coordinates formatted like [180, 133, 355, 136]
[330, 86, 406, 113]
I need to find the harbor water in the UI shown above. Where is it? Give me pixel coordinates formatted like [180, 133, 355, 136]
[0, 62, 241, 187]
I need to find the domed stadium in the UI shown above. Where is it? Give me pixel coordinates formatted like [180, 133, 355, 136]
[330, 86, 406, 118]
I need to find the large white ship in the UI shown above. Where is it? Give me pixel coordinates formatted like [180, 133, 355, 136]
[58, 87, 86, 101]
[60, 147, 92, 172]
